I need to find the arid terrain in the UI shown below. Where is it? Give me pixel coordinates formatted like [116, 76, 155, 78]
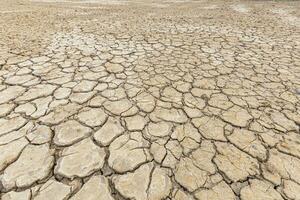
[0, 0, 300, 199]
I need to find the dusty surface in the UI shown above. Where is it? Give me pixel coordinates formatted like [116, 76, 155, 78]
[0, 0, 300, 199]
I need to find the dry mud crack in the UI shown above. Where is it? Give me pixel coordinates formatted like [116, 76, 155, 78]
[0, 0, 300, 199]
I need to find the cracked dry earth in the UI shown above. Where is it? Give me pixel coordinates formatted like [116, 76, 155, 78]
[0, 0, 300, 199]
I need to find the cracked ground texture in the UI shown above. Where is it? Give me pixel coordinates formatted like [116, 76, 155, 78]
[0, 0, 300, 199]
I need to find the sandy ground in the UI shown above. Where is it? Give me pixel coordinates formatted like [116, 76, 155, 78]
[0, 0, 300, 199]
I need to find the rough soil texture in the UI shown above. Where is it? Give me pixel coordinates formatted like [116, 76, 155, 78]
[0, 0, 300, 199]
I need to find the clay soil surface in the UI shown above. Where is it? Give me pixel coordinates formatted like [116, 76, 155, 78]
[0, 0, 300, 199]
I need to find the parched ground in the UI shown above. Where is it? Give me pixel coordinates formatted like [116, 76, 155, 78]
[0, 0, 300, 199]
